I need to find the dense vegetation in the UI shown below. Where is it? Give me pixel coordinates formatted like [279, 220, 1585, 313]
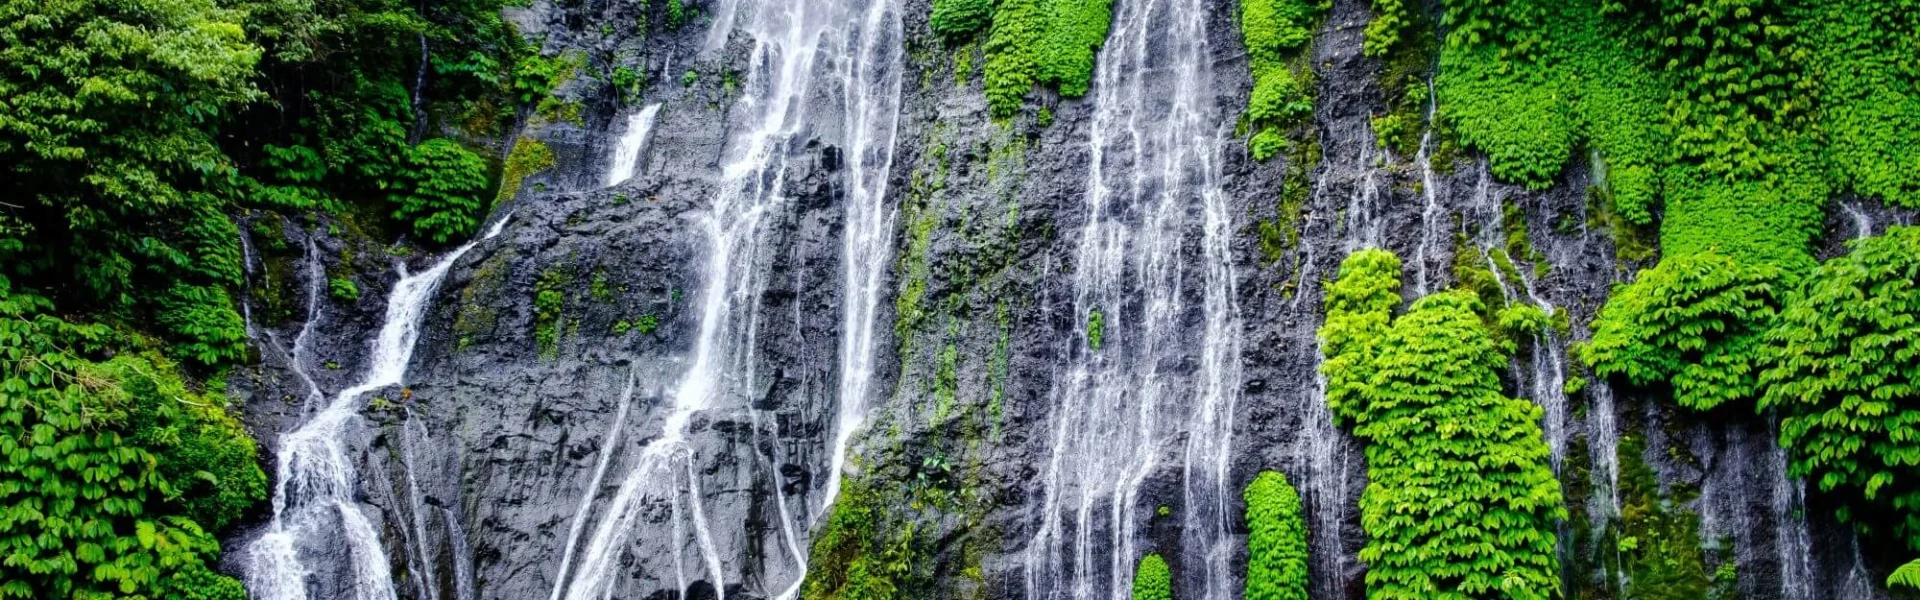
[1757, 227, 1920, 546]
[1239, 0, 1325, 160]
[930, 0, 1116, 118]
[1244, 471, 1308, 600]
[1321, 250, 1565, 600]
[0, 0, 573, 585]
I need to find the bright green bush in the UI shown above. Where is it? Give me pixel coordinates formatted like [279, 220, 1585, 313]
[1759, 227, 1920, 546]
[1241, 0, 1324, 160]
[931, 0, 992, 37]
[533, 268, 569, 359]
[971, 0, 1116, 118]
[1583, 251, 1783, 411]
[1362, 0, 1409, 57]
[1320, 251, 1565, 600]
[0, 283, 260, 599]
[1244, 471, 1307, 600]
[1133, 554, 1171, 600]
[391, 139, 491, 244]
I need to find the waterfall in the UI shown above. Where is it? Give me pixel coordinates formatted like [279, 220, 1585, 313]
[244, 215, 512, 600]
[552, 2, 902, 598]
[440, 506, 475, 600]
[1023, 0, 1243, 598]
[820, 0, 904, 518]
[604, 103, 663, 187]
[240, 223, 262, 339]
[545, 372, 637, 600]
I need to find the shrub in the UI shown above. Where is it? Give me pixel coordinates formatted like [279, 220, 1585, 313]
[931, 0, 992, 38]
[329, 276, 360, 301]
[391, 139, 491, 244]
[1582, 251, 1784, 411]
[1133, 554, 1171, 600]
[1242, 0, 1325, 160]
[1320, 251, 1565, 600]
[1244, 471, 1308, 600]
[1759, 227, 1920, 546]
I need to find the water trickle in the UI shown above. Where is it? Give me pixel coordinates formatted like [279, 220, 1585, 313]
[1023, 0, 1242, 598]
[546, 372, 638, 600]
[244, 215, 512, 600]
[1767, 414, 1814, 600]
[240, 225, 262, 339]
[1844, 201, 1875, 240]
[554, 2, 902, 598]
[399, 409, 440, 600]
[441, 506, 475, 600]
[1411, 82, 1445, 297]
[604, 103, 663, 187]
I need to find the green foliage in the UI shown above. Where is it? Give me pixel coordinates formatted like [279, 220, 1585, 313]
[0, 289, 261, 599]
[498, 137, 556, 205]
[329, 277, 361, 302]
[682, 69, 699, 87]
[1244, 471, 1308, 600]
[800, 478, 917, 600]
[931, 0, 992, 38]
[390, 139, 490, 244]
[1497, 303, 1549, 337]
[1086, 308, 1105, 350]
[1889, 559, 1920, 590]
[635, 314, 658, 334]
[1758, 227, 1920, 546]
[533, 268, 569, 359]
[1616, 435, 1714, 599]
[1132, 554, 1171, 600]
[1583, 251, 1783, 411]
[1319, 251, 1565, 600]
[513, 52, 586, 106]
[1363, 0, 1409, 58]
[1241, 0, 1324, 160]
[977, 0, 1116, 118]
[666, 0, 686, 30]
[610, 66, 645, 104]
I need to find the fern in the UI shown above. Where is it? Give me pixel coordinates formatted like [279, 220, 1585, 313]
[1887, 558, 1920, 590]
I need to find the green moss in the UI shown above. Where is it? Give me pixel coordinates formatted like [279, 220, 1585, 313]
[1256, 136, 1319, 265]
[1085, 307, 1104, 350]
[533, 267, 571, 359]
[498, 137, 556, 206]
[1617, 435, 1714, 599]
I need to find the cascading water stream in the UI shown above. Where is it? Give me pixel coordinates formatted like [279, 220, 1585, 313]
[398, 408, 439, 600]
[605, 103, 663, 187]
[245, 215, 513, 600]
[819, 0, 904, 518]
[1024, 0, 1242, 598]
[1410, 82, 1445, 297]
[551, 2, 901, 598]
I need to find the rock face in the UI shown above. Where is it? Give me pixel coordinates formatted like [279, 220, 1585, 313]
[223, 0, 1908, 599]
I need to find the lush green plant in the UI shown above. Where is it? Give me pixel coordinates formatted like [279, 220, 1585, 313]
[391, 139, 491, 244]
[610, 66, 644, 104]
[329, 276, 361, 302]
[1242, 0, 1324, 160]
[1320, 251, 1565, 600]
[801, 478, 918, 600]
[0, 285, 261, 599]
[1582, 251, 1783, 411]
[1086, 308, 1106, 350]
[973, 0, 1115, 118]
[1363, 0, 1409, 57]
[931, 0, 992, 38]
[1758, 227, 1920, 546]
[666, 0, 686, 29]
[1133, 554, 1171, 600]
[1244, 471, 1308, 600]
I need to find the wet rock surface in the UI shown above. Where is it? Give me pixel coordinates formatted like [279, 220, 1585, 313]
[224, 0, 1901, 599]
